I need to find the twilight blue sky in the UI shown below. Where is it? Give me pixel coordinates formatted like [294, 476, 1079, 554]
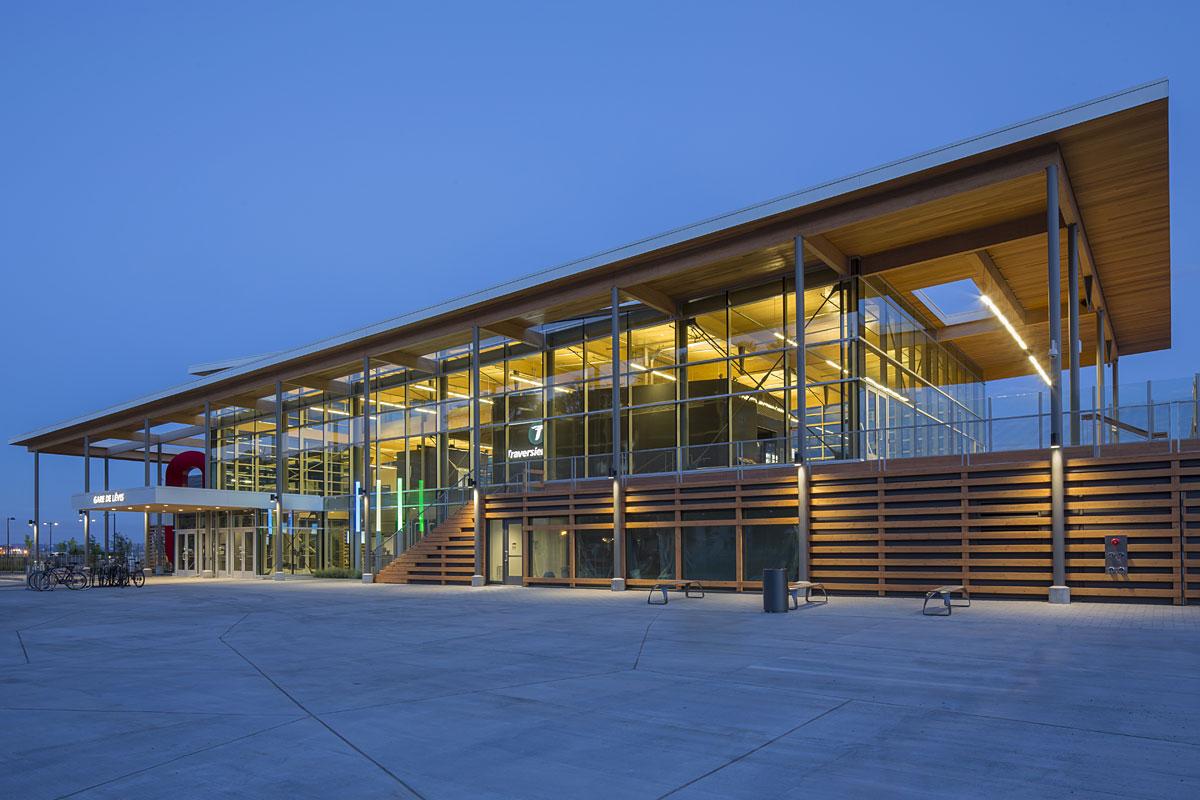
[2, 0, 1197, 537]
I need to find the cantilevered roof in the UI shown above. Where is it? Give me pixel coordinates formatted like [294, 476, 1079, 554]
[10, 79, 1171, 455]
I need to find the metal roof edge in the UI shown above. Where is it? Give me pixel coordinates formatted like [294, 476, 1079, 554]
[8, 79, 1169, 448]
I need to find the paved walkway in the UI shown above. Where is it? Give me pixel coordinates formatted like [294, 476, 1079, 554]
[2, 578, 1199, 799]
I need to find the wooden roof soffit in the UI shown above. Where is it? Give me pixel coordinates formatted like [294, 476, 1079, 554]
[480, 320, 546, 349]
[282, 376, 351, 396]
[620, 284, 680, 316]
[1054, 148, 1117, 358]
[220, 393, 277, 414]
[858, 213, 1055, 278]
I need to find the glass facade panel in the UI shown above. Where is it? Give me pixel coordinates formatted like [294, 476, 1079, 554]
[682, 526, 735, 581]
[529, 518, 569, 579]
[626, 530, 674, 580]
[742, 525, 799, 581]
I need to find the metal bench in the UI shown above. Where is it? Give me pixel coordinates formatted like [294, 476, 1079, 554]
[788, 581, 828, 608]
[922, 585, 970, 615]
[647, 580, 704, 605]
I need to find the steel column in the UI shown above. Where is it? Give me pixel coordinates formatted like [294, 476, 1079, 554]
[33, 451, 39, 570]
[1095, 309, 1106, 446]
[1046, 166, 1068, 604]
[610, 286, 625, 590]
[274, 381, 284, 579]
[794, 236, 809, 581]
[104, 456, 110, 556]
[471, 326, 484, 586]
[204, 400, 212, 489]
[83, 435, 90, 564]
[144, 417, 151, 572]
[361, 357, 373, 581]
[1067, 223, 1080, 445]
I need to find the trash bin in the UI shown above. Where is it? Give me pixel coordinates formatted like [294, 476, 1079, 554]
[762, 568, 788, 613]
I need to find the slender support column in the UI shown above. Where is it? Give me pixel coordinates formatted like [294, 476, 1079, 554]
[1113, 360, 1121, 442]
[155, 442, 163, 574]
[1046, 166, 1069, 604]
[471, 326, 484, 587]
[274, 381, 285, 580]
[104, 456, 110, 556]
[360, 358, 373, 583]
[32, 451, 40, 571]
[1067, 223, 1080, 445]
[1095, 309, 1106, 447]
[794, 237, 809, 581]
[204, 400, 212, 489]
[144, 418, 151, 573]
[610, 286, 625, 591]
[83, 435, 91, 565]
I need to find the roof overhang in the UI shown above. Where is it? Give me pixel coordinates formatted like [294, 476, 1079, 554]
[12, 79, 1171, 450]
[72, 486, 324, 514]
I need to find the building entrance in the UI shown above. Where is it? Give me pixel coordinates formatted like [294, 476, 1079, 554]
[174, 511, 257, 579]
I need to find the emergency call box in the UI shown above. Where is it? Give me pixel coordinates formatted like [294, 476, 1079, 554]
[1104, 535, 1128, 575]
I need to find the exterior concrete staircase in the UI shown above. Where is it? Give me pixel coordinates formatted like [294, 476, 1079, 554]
[374, 505, 476, 585]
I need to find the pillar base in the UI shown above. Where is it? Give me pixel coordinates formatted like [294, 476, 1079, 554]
[1048, 585, 1071, 604]
[361, 573, 374, 584]
[272, 571, 286, 582]
[610, 578, 626, 592]
[471, 575, 484, 587]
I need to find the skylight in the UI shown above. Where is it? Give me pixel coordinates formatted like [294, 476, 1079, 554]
[912, 279, 989, 326]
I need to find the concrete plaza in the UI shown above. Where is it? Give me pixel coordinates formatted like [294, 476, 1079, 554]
[2, 577, 1199, 799]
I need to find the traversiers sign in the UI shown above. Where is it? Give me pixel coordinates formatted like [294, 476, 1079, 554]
[507, 423, 544, 460]
[92, 492, 126, 505]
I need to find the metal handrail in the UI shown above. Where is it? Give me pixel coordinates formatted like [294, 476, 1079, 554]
[374, 468, 480, 572]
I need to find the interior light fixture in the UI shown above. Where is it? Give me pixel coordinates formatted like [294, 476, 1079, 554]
[863, 376, 912, 406]
[652, 371, 676, 381]
[510, 374, 543, 387]
[773, 332, 799, 347]
[824, 358, 849, 376]
[980, 294, 1050, 386]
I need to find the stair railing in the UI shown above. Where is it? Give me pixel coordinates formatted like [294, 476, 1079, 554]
[374, 468, 481, 572]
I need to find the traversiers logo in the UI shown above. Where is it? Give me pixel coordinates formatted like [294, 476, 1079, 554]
[508, 424, 545, 460]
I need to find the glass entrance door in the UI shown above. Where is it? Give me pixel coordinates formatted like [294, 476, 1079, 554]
[230, 528, 255, 579]
[504, 520, 523, 585]
[175, 531, 197, 576]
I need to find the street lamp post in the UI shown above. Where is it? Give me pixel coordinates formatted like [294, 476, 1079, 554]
[5, 517, 14, 555]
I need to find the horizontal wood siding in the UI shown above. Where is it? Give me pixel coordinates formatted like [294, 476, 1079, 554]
[484, 443, 1199, 602]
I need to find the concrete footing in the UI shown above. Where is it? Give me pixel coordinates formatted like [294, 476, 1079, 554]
[1049, 585, 1071, 604]
[610, 577, 626, 592]
[273, 572, 286, 582]
[201, 570, 214, 579]
[471, 575, 484, 587]
[361, 573, 374, 584]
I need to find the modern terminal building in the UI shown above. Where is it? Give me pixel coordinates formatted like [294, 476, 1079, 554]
[12, 80, 1193, 603]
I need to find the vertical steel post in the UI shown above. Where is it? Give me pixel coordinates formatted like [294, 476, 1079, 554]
[795, 236, 809, 581]
[104, 456, 110, 556]
[610, 286, 625, 590]
[471, 326, 484, 586]
[83, 435, 90, 565]
[33, 451, 39, 570]
[274, 381, 285, 580]
[1067, 223, 1080, 445]
[144, 418, 151, 572]
[361, 358, 373, 581]
[204, 400, 212, 489]
[1047, 165, 1068, 604]
[1095, 310, 1106, 446]
[1112, 359, 1120, 443]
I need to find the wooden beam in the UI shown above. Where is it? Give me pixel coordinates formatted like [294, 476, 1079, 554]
[1054, 148, 1117, 357]
[973, 250, 1028, 326]
[802, 234, 850, 275]
[935, 318, 1003, 342]
[860, 214, 1049, 276]
[620, 283, 679, 316]
[481, 320, 545, 349]
[282, 376, 350, 395]
[222, 394, 276, 414]
[374, 349, 438, 374]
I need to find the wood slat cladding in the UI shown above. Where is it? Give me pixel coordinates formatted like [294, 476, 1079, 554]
[483, 441, 1199, 602]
